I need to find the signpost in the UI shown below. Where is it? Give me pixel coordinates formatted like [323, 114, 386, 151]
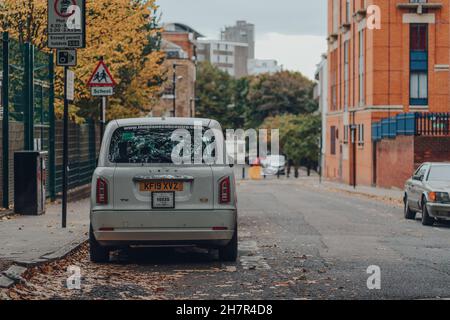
[91, 87, 114, 96]
[66, 69, 75, 101]
[88, 58, 116, 139]
[48, 0, 85, 228]
[48, 0, 86, 49]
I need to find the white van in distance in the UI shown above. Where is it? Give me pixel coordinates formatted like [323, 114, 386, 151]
[90, 118, 238, 263]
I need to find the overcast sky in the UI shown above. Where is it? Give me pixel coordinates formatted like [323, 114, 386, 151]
[157, 0, 327, 79]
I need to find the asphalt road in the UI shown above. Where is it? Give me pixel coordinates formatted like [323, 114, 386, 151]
[3, 178, 450, 300]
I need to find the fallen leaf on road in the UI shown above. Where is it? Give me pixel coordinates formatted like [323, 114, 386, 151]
[216, 284, 232, 288]
[225, 266, 237, 272]
[274, 281, 293, 287]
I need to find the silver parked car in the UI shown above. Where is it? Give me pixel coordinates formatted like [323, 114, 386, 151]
[404, 162, 450, 226]
[261, 155, 286, 176]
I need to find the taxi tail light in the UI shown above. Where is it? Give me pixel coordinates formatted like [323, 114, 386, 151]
[96, 177, 108, 205]
[219, 177, 231, 204]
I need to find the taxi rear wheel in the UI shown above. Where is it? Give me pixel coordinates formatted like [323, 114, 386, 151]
[219, 227, 238, 262]
[89, 225, 110, 263]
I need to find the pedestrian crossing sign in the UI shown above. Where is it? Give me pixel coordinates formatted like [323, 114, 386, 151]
[88, 60, 117, 87]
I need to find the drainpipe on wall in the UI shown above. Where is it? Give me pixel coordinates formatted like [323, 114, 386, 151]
[352, 111, 357, 189]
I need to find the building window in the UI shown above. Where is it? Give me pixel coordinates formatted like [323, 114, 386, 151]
[330, 50, 337, 111]
[346, 0, 351, 23]
[343, 125, 349, 144]
[410, 24, 428, 106]
[358, 124, 365, 146]
[359, 30, 365, 106]
[344, 40, 349, 110]
[410, 24, 427, 51]
[333, 0, 339, 33]
[410, 72, 428, 104]
[330, 126, 336, 155]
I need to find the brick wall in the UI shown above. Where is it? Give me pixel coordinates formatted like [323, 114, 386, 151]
[0, 121, 100, 208]
[0, 122, 25, 208]
[8, 122, 25, 205]
[376, 136, 450, 189]
[162, 33, 195, 60]
[0, 122, 2, 204]
[156, 58, 196, 118]
[376, 136, 415, 189]
[414, 137, 450, 166]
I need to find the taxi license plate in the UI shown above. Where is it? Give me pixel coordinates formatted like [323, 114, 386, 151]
[140, 181, 184, 192]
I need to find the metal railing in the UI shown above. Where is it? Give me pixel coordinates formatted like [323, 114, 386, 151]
[1, 32, 100, 208]
[372, 112, 450, 141]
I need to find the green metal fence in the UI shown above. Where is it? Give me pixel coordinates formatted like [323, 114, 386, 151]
[55, 120, 99, 195]
[1, 32, 99, 209]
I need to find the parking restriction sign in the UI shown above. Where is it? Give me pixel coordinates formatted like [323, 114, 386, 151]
[48, 0, 86, 49]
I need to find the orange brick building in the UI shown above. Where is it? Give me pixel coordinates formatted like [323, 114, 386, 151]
[154, 23, 204, 117]
[325, 0, 450, 186]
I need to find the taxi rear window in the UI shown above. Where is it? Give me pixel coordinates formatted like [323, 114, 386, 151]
[108, 125, 217, 164]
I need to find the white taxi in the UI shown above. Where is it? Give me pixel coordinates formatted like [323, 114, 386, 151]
[90, 118, 238, 262]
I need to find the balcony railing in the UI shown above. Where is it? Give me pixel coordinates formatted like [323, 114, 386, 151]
[372, 113, 450, 141]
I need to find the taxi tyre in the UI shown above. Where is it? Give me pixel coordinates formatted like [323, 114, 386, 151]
[404, 195, 416, 220]
[90, 225, 110, 263]
[421, 198, 435, 226]
[219, 226, 238, 262]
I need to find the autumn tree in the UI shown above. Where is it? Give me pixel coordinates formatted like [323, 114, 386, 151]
[0, 0, 164, 122]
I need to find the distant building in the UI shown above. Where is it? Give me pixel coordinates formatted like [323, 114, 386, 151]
[221, 20, 255, 59]
[156, 23, 203, 117]
[196, 40, 249, 78]
[248, 59, 282, 75]
[314, 54, 328, 176]
[161, 22, 204, 61]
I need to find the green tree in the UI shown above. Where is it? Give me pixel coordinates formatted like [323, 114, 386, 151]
[196, 62, 244, 129]
[247, 71, 317, 128]
[262, 114, 321, 177]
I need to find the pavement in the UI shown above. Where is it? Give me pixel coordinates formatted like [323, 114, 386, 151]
[0, 198, 89, 285]
[2, 177, 449, 299]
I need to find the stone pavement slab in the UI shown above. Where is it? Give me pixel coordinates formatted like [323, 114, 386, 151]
[0, 198, 90, 269]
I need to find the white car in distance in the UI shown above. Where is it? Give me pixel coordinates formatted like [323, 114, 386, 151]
[90, 118, 238, 263]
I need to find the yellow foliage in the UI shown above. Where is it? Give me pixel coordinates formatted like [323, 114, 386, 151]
[0, 0, 164, 123]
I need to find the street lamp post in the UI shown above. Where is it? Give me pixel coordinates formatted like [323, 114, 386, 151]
[172, 64, 177, 117]
[171, 63, 185, 117]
